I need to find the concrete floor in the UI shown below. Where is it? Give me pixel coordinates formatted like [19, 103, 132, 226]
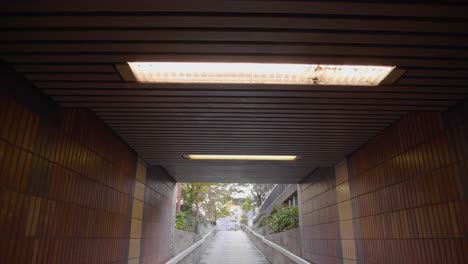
[199, 230, 270, 264]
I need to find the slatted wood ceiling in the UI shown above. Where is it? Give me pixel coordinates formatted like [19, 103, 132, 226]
[2, 0, 468, 183]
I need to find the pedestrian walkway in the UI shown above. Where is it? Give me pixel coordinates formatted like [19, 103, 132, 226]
[200, 230, 269, 264]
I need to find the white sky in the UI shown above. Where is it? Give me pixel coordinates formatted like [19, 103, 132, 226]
[231, 185, 251, 199]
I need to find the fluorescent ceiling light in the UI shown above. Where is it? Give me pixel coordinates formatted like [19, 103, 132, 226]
[184, 154, 298, 161]
[128, 62, 395, 86]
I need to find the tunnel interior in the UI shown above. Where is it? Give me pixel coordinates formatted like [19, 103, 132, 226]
[1, 1, 468, 263]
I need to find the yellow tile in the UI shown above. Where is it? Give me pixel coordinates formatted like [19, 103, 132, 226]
[135, 160, 146, 183]
[128, 258, 140, 264]
[339, 220, 354, 239]
[131, 198, 144, 219]
[343, 258, 357, 264]
[25, 196, 41, 236]
[128, 238, 141, 259]
[31, 239, 39, 264]
[130, 218, 142, 238]
[336, 182, 350, 203]
[31, 197, 41, 236]
[341, 240, 356, 260]
[338, 200, 353, 220]
[335, 159, 349, 185]
[134, 181, 145, 201]
[341, 240, 357, 260]
[25, 197, 35, 236]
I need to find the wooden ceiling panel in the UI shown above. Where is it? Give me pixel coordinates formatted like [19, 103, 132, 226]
[3, 1, 468, 17]
[4, 54, 468, 69]
[4, 31, 468, 48]
[3, 43, 468, 60]
[2, 0, 468, 183]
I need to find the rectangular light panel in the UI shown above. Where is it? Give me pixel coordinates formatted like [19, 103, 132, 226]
[128, 62, 395, 86]
[184, 155, 298, 161]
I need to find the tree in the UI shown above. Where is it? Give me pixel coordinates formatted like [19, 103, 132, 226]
[180, 183, 196, 212]
[238, 184, 274, 208]
[178, 183, 273, 226]
[194, 183, 210, 216]
[179, 183, 233, 222]
[241, 196, 253, 213]
[176, 183, 182, 212]
[202, 184, 232, 222]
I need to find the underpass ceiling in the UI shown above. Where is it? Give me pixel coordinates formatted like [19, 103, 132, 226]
[2, 0, 468, 182]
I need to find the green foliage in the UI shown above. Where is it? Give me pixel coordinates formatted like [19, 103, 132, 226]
[257, 214, 270, 228]
[178, 183, 233, 228]
[205, 184, 232, 221]
[175, 210, 197, 232]
[180, 183, 196, 211]
[241, 196, 253, 213]
[181, 183, 211, 212]
[270, 207, 278, 215]
[269, 206, 299, 233]
[215, 202, 230, 220]
[177, 183, 277, 230]
[237, 184, 274, 207]
[241, 215, 248, 225]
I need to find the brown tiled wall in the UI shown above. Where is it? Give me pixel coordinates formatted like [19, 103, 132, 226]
[1, 79, 176, 263]
[141, 166, 176, 264]
[299, 167, 342, 263]
[0, 95, 136, 263]
[299, 108, 468, 264]
[127, 163, 176, 264]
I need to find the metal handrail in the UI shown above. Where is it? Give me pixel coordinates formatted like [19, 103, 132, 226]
[243, 226, 310, 264]
[166, 228, 216, 264]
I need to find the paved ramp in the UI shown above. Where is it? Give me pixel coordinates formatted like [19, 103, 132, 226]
[200, 230, 269, 264]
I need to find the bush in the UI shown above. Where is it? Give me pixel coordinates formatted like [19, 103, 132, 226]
[257, 214, 270, 228]
[175, 211, 197, 232]
[253, 213, 264, 225]
[269, 206, 299, 233]
[241, 215, 248, 225]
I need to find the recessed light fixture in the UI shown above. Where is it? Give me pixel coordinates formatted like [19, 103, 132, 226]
[183, 154, 299, 161]
[126, 62, 396, 86]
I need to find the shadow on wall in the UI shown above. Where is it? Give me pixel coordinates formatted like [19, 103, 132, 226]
[174, 220, 214, 256]
[172, 220, 216, 264]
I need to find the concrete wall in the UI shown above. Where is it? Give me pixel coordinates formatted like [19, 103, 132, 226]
[173, 221, 214, 256]
[197, 221, 214, 236]
[254, 225, 302, 258]
[298, 107, 468, 263]
[174, 229, 201, 256]
[244, 227, 296, 264]
[254, 225, 272, 237]
[176, 229, 217, 264]
[0, 64, 176, 263]
[267, 229, 302, 258]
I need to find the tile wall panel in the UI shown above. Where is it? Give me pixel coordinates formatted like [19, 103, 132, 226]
[299, 167, 343, 264]
[140, 166, 176, 264]
[299, 107, 468, 264]
[348, 111, 468, 264]
[126, 161, 176, 264]
[0, 95, 137, 263]
[1, 67, 177, 264]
